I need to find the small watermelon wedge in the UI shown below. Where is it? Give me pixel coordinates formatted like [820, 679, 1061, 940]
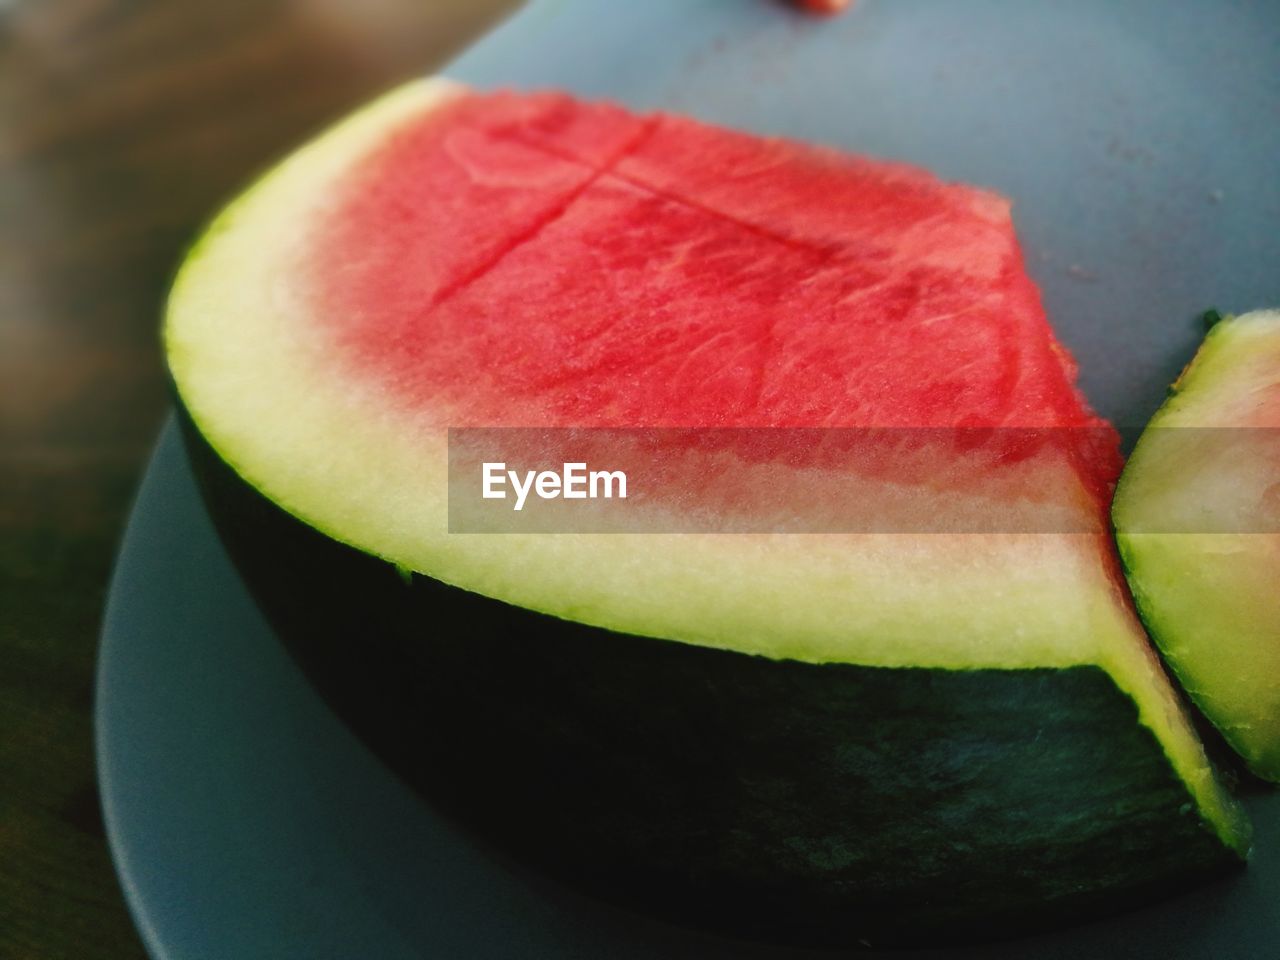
[165, 79, 1249, 944]
[1115, 309, 1280, 782]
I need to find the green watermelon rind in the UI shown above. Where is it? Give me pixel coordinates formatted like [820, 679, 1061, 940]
[1114, 309, 1280, 782]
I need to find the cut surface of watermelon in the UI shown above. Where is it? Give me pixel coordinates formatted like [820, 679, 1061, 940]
[165, 78, 1249, 936]
[173, 81, 1132, 660]
[315, 86, 1096, 434]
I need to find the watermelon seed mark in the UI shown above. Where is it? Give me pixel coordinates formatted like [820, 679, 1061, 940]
[746, 310, 779, 413]
[606, 166, 840, 264]
[427, 117, 662, 311]
[497, 124, 840, 265]
[917, 302, 984, 328]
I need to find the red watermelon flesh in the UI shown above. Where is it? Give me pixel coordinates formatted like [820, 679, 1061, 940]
[315, 93, 1108, 436]
[307, 90, 1122, 529]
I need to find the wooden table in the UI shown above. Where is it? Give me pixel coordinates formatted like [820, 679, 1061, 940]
[0, 2, 516, 955]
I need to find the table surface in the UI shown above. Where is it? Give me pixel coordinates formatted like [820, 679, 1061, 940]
[0, 2, 516, 956]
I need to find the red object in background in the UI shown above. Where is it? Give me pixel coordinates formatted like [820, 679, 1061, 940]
[794, 0, 853, 15]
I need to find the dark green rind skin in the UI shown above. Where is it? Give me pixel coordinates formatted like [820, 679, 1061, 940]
[176, 408, 1239, 947]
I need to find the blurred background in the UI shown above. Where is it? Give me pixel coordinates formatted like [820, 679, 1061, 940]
[1, 1, 516, 955]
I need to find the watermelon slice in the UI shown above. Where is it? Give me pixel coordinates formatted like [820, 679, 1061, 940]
[165, 79, 1249, 943]
[1114, 309, 1280, 782]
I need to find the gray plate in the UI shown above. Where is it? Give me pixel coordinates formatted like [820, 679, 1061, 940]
[98, 2, 1280, 957]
